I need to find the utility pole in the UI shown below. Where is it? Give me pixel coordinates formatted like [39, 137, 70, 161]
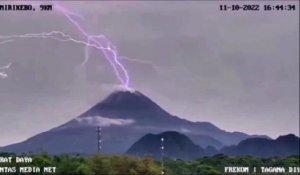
[97, 126, 102, 154]
[161, 137, 164, 175]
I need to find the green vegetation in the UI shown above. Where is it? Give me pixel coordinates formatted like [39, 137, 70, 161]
[0, 153, 299, 175]
[164, 154, 299, 174]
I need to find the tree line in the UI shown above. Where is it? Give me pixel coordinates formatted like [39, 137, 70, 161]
[0, 152, 299, 175]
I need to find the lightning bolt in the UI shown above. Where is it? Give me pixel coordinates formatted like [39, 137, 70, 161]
[54, 3, 130, 88]
[0, 63, 11, 70]
[0, 72, 8, 79]
[0, 62, 11, 79]
[0, 2, 132, 89]
[0, 40, 14, 45]
[120, 56, 154, 65]
[0, 31, 133, 81]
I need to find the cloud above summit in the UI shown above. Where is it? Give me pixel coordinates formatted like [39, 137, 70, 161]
[75, 116, 135, 127]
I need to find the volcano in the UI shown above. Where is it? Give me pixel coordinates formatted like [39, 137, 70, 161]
[0, 90, 268, 154]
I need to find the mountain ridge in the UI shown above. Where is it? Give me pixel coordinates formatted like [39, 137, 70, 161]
[127, 132, 300, 159]
[0, 90, 270, 154]
[221, 134, 300, 157]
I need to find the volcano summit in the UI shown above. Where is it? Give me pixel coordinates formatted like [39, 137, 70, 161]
[0, 90, 268, 154]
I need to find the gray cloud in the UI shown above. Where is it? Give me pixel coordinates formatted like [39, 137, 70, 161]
[75, 116, 135, 127]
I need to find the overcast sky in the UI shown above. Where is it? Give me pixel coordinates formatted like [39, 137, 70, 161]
[0, 1, 299, 146]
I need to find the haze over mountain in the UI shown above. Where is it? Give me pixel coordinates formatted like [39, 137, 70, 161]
[0, 90, 269, 154]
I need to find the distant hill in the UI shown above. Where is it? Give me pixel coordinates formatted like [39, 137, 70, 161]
[126, 132, 299, 160]
[127, 131, 205, 160]
[0, 90, 268, 154]
[204, 146, 219, 156]
[221, 134, 300, 157]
